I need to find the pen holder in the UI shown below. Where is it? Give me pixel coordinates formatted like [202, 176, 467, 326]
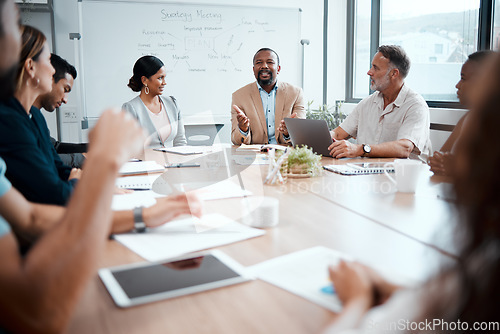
[264, 148, 289, 185]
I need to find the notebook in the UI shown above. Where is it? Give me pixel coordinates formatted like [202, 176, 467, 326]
[323, 162, 395, 175]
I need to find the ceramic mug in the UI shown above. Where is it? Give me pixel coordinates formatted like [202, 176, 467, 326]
[241, 196, 279, 228]
[383, 159, 426, 193]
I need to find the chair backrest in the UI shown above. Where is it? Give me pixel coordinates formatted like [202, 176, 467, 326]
[184, 124, 224, 146]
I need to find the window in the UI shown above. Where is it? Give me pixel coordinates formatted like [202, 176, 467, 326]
[352, 0, 372, 99]
[348, 0, 486, 105]
[494, 0, 500, 50]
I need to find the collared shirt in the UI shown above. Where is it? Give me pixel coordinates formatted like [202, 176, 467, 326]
[340, 84, 431, 155]
[258, 82, 278, 144]
[0, 157, 12, 237]
[239, 82, 280, 144]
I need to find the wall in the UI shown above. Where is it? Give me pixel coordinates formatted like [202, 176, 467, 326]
[52, 0, 325, 143]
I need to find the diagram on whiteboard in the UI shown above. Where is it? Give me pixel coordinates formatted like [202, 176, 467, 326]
[137, 8, 283, 74]
[80, 1, 300, 119]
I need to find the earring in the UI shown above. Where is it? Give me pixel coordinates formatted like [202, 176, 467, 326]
[144, 85, 149, 95]
[33, 77, 40, 89]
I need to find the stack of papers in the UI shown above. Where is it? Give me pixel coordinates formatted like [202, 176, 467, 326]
[113, 213, 265, 261]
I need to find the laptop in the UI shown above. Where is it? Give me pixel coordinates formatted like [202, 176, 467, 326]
[284, 118, 333, 157]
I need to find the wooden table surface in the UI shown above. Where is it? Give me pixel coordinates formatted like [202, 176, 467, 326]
[66, 146, 457, 334]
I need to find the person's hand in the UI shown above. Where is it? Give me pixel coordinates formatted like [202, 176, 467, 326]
[68, 168, 82, 180]
[278, 112, 297, 137]
[329, 260, 374, 310]
[360, 265, 401, 305]
[328, 140, 362, 158]
[429, 151, 454, 176]
[233, 105, 249, 133]
[143, 192, 203, 228]
[87, 108, 145, 167]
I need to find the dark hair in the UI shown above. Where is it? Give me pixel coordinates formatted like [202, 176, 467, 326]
[467, 50, 495, 64]
[50, 53, 77, 83]
[253, 48, 280, 66]
[377, 45, 410, 79]
[17, 25, 46, 91]
[127, 55, 164, 92]
[420, 51, 500, 328]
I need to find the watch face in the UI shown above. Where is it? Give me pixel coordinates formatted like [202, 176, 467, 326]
[364, 145, 371, 153]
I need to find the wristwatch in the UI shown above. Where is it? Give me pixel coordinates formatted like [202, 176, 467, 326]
[362, 144, 371, 157]
[133, 206, 147, 233]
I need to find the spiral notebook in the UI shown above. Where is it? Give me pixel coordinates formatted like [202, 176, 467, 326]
[323, 162, 394, 175]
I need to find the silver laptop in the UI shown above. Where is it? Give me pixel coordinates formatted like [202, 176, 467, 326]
[284, 118, 333, 157]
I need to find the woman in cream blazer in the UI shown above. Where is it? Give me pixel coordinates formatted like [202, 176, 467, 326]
[122, 56, 186, 148]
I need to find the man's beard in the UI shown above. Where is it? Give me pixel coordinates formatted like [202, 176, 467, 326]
[257, 70, 274, 86]
[0, 65, 17, 101]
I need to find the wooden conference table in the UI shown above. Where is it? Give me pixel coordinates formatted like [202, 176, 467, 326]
[67, 146, 457, 334]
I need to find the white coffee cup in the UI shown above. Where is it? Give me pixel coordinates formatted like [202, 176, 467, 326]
[241, 196, 279, 228]
[383, 159, 426, 193]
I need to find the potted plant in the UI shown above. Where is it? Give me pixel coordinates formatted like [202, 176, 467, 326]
[285, 145, 322, 177]
[306, 100, 346, 130]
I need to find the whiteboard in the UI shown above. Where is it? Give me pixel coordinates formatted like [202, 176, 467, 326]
[79, 0, 302, 121]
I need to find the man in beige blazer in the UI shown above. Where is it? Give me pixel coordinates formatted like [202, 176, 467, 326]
[231, 48, 306, 145]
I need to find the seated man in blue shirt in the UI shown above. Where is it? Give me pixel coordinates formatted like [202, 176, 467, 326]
[231, 48, 306, 145]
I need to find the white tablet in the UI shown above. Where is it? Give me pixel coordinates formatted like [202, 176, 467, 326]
[99, 250, 252, 308]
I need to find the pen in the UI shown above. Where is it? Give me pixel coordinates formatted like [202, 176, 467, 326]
[165, 163, 200, 168]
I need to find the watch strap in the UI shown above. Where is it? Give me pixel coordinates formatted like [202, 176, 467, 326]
[133, 206, 147, 233]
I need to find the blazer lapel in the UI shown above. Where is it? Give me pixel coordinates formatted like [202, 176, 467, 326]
[249, 84, 267, 137]
[274, 84, 287, 138]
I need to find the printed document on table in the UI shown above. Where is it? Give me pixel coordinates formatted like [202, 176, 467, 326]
[248, 246, 353, 313]
[113, 213, 265, 262]
[176, 180, 252, 201]
[154, 146, 213, 155]
[118, 161, 165, 175]
[111, 190, 165, 211]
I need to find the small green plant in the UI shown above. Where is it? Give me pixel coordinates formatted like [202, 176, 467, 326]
[306, 100, 346, 130]
[286, 145, 322, 176]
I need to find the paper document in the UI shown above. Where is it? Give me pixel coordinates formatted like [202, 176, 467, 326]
[119, 161, 165, 175]
[248, 246, 353, 313]
[116, 175, 159, 190]
[154, 146, 212, 155]
[236, 144, 287, 152]
[111, 190, 165, 211]
[233, 154, 269, 165]
[236, 144, 264, 152]
[176, 180, 252, 201]
[113, 213, 265, 261]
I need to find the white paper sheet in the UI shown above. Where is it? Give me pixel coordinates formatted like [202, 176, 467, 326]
[111, 190, 165, 211]
[113, 213, 265, 261]
[118, 161, 165, 175]
[233, 154, 269, 165]
[115, 175, 160, 190]
[154, 146, 213, 155]
[248, 246, 353, 313]
[177, 180, 252, 201]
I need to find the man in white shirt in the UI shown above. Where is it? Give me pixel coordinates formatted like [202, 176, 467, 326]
[329, 45, 431, 158]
